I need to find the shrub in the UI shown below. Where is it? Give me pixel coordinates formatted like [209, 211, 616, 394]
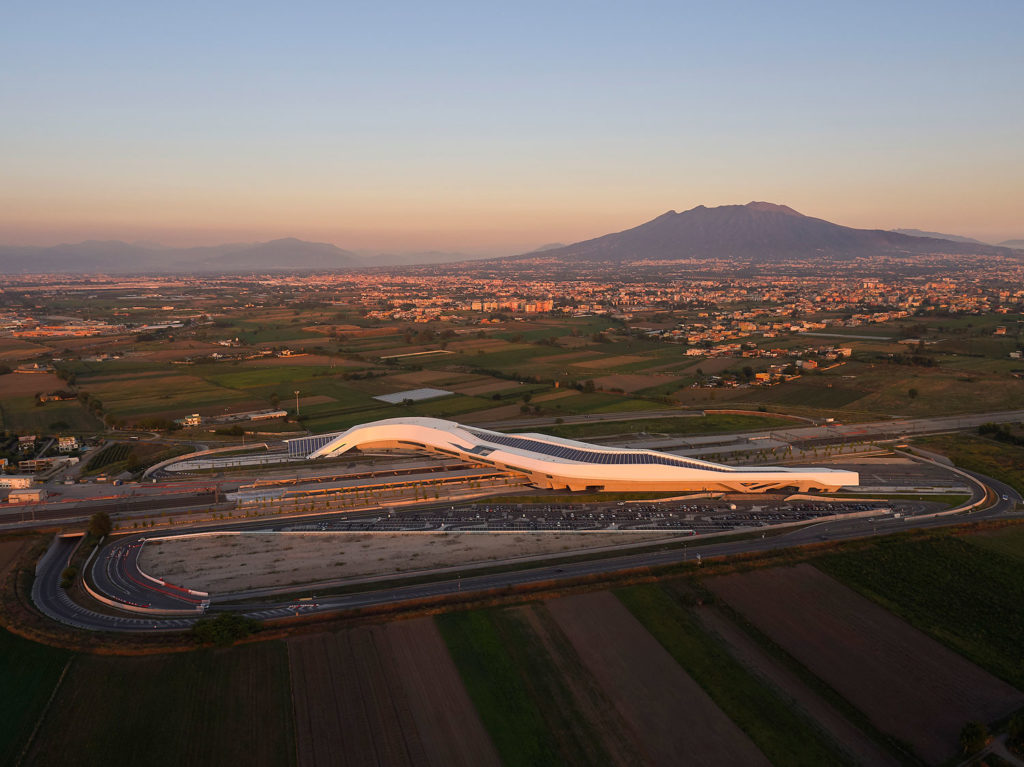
[191, 613, 261, 646]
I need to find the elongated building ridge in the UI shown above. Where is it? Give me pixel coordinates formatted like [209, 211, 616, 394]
[285, 417, 858, 493]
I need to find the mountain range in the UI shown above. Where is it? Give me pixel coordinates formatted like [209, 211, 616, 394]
[0, 203, 1019, 273]
[509, 202, 1019, 263]
[0, 238, 358, 273]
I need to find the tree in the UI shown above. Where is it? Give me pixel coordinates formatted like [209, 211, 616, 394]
[908, 388, 919, 399]
[959, 721, 988, 755]
[191, 613, 261, 646]
[60, 566, 78, 589]
[88, 511, 112, 539]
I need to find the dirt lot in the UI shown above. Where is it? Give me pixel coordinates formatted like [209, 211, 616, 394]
[546, 592, 770, 766]
[707, 564, 1024, 765]
[139, 531, 672, 594]
[288, 620, 497, 767]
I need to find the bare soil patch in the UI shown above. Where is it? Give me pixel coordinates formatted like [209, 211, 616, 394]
[459, 402, 528, 422]
[139, 531, 672, 595]
[0, 539, 28, 575]
[534, 389, 579, 403]
[547, 591, 770, 766]
[384, 618, 500, 766]
[450, 380, 516, 396]
[288, 621, 497, 767]
[696, 605, 898, 766]
[386, 369, 453, 385]
[0, 339, 52, 360]
[573, 354, 646, 370]
[593, 373, 679, 393]
[707, 564, 1024, 765]
[288, 627, 423, 767]
[542, 350, 604, 364]
[0, 372, 65, 396]
[296, 394, 336, 406]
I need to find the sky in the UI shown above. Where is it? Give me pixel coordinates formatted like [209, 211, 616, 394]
[1, 1, 1022, 253]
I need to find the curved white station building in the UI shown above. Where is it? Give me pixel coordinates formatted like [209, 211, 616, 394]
[286, 417, 858, 493]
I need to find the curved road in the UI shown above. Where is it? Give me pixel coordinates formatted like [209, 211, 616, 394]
[30, 470, 1021, 633]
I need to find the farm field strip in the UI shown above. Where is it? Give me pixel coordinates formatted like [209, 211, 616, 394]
[288, 620, 498, 767]
[24, 642, 295, 767]
[706, 563, 1024, 765]
[815, 535, 1024, 690]
[436, 610, 565, 766]
[508, 605, 647, 766]
[545, 591, 771, 767]
[692, 603, 899, 766]
[288, 627, 424, 767]
[615, 583, 855, 766]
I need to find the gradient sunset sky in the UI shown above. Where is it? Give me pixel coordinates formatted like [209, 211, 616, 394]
[2, 1, 1022, 252]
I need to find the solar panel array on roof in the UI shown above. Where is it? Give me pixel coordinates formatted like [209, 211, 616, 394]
[469, 430, 732, 473]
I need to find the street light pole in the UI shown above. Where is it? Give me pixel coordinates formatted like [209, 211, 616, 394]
[294, 390, 300, 416]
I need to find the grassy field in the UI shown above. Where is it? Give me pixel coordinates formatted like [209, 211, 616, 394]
[25, 641, 295, 767]
[815, 534, 1024, 689]
[616, 584, 851, 766]
[543, 413, 793, 439]
[0, 396, 103, 434]
[0, 629, 71, 766]
[435, 611, 563, 767]
[917, 434, 1024, 494]
[968, 525, 1024, 561]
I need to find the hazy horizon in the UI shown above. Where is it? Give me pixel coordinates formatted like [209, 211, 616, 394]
[2, 1, 1022, 252]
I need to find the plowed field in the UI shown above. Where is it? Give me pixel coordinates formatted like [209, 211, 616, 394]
[707, 564, 1024, 765]
[546, 592, 770, 767]
[288, 619, 497, 767]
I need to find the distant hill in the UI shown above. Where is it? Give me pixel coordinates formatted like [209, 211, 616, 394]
[0, 238, 357, 273]
[891, 229, 990, 246]
[999, 239, 1024, 249]
[509, 202, 1015, 263]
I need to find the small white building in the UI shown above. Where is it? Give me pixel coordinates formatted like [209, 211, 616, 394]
[8, 487, 46, 503]
[58, 435, 79, 452]
[0, 475, 35, 489]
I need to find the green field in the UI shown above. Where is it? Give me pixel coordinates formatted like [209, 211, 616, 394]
[25, 641, 295, 767]
[435, 610, 563, 766]
[543, 413, 793, 439]
[616, 584, 851, 766]
[917, 434, 1024, 495]
[967, 525, 1024, 561]
[815, 534, 1024, 689]
[0, 629, 71, 766]
[0, 396, 103, 434]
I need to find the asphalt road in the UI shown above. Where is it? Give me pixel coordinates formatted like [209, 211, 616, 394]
[31, 470, 1022, 633]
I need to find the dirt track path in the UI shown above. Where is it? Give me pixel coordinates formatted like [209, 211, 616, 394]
[547, 591, 770, 767]
[696, 606, 899, 766]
